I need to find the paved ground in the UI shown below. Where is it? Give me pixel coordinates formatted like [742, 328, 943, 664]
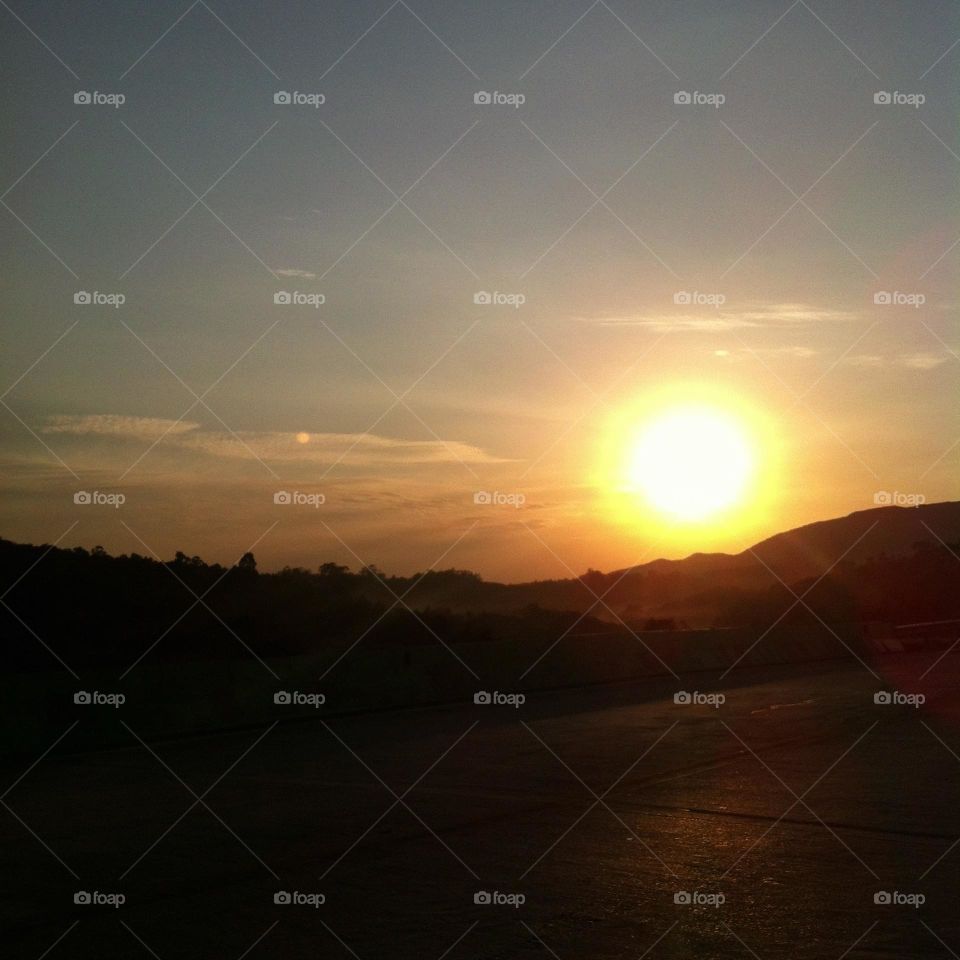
[3, 651, 960, 959]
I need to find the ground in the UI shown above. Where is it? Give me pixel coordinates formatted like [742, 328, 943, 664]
[3, 652, 960, 959]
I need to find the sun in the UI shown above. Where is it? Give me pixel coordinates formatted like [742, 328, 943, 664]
[625, 405, 754, 522]
[595, 385, 779, 547]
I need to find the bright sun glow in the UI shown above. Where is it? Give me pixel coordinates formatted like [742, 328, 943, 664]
[625, 406, 754, 522]
[595, 385, 780, 549]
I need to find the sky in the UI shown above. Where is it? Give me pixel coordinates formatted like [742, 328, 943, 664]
[1, 0, 958, 581]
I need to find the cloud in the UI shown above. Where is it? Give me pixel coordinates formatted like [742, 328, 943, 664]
[583, 302, 853, 332]
[273, 268, 316, 278]
[43, 415, 201, 439]
[736, 303, 853, 324]
[41, 416, 504, 466]
[750, 345, 819, 359]
[840, 352, 952, 370]
[714, 345, 826, 361]
[178, 431, 506, 465]
[595, 315, 755, 332]
[902, 353, 950, 370]
[778, 346, 818, 358]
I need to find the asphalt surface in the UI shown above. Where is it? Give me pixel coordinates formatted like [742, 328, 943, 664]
[4, 652, 960, 959]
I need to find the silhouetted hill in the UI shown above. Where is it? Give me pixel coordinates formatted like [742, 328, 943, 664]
[1, 502, 957, 672]
[747, 500, 960, 580]
[597, 501, 960, 621]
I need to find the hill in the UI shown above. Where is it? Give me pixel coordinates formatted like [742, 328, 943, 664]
[594, 501, 960, 622]
[1, 502, 957, 673]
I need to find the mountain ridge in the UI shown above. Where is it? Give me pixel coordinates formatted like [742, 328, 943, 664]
[613, 501, 960, 581]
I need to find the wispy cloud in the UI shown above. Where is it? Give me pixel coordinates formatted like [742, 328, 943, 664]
[273, 268, 316, 279]
[178, 431, 505, 465]
[719, 345, 820, 359]
[901, 353, 950, 370]
[40, 415, 504, 466]
[43, 415, 201, 439]
[737, 303, 853, 324]
[582, 302, 853, 332]
[842, 352, 950, 370]
[593, 315, 755, 332]
[715, 346, 950, 368]
[769, 345, 819, 358]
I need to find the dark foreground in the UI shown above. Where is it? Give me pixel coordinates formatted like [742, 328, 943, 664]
[3, 652, 960, 959]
